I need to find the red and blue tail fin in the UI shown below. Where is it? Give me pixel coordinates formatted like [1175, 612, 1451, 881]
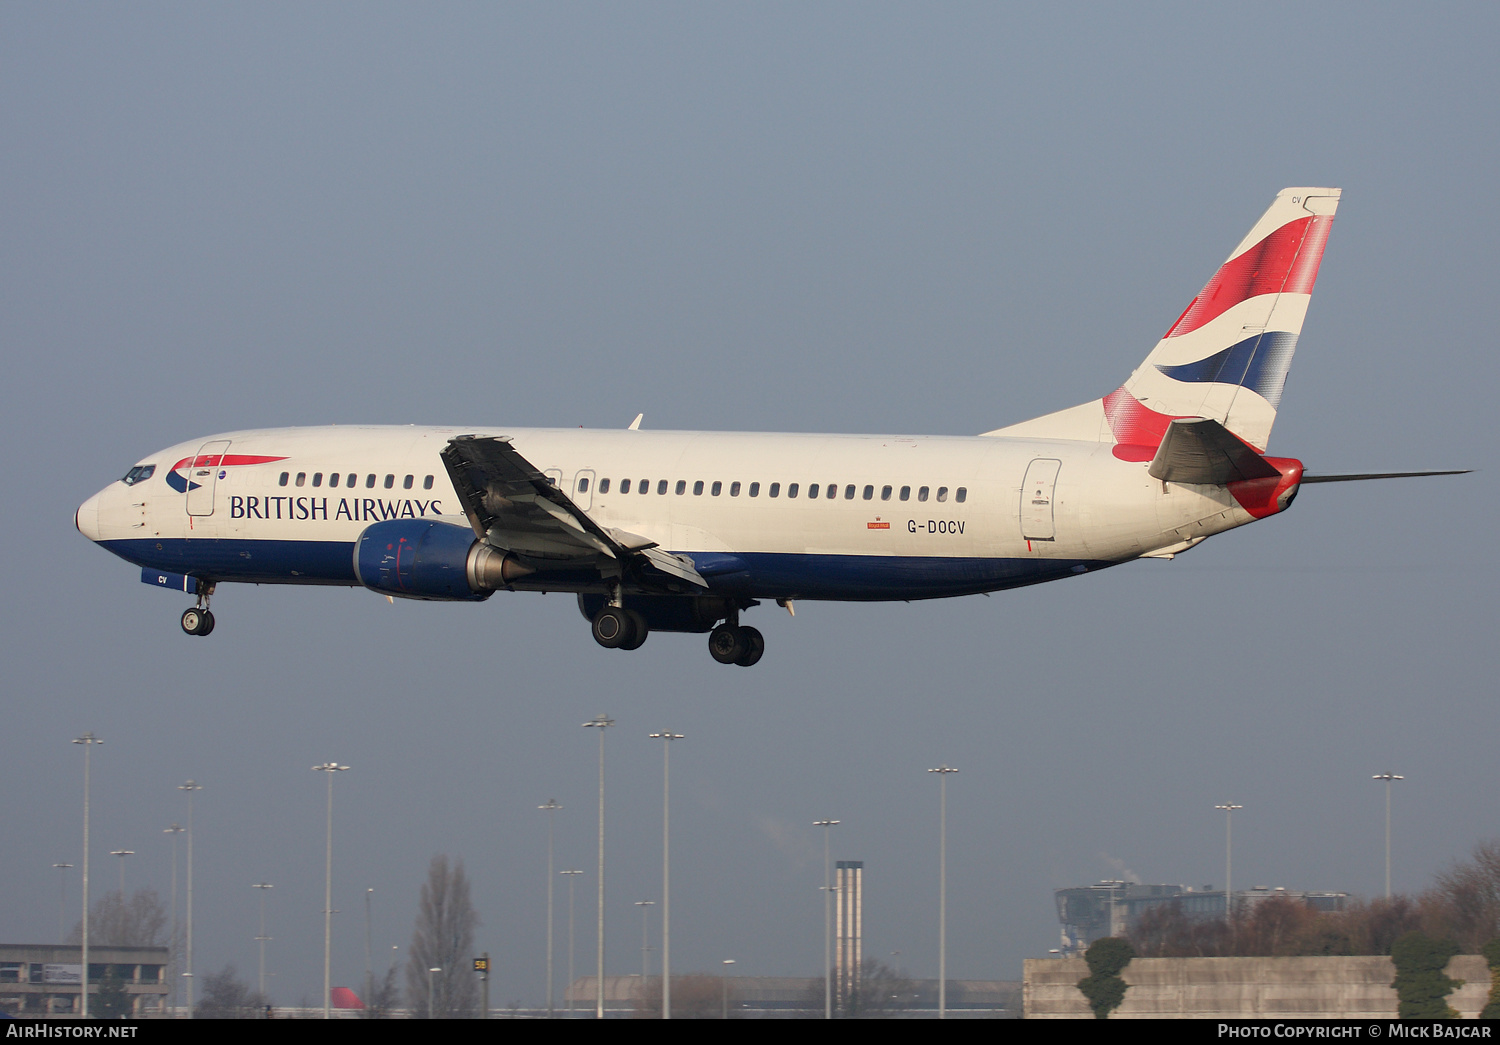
[987, 188, 1340, 456]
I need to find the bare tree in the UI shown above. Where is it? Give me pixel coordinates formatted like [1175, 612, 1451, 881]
[195, 965, 267, 1019]
[69, 888, 167, 947]
[405, 855, 480, 1018]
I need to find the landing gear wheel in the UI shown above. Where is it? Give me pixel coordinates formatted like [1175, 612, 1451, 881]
[592, 607, 631, 649]
[708, 623, 747, 665]
[181, 607, 212, 636]
[735, 625, 764, 667]
[620, 609, 648, 650]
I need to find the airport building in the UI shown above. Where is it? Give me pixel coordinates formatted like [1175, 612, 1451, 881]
[0, 943, 170, 1016]
[1054, 881, 1349, 955]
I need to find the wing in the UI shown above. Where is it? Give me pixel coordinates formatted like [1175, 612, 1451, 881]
[439, 435, 708, 588]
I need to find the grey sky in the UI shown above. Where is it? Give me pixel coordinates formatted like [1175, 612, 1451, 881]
[3, 3, 1496, 1006]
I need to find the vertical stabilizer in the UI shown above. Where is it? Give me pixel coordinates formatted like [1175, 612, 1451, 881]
[986, 188, 1339, 456]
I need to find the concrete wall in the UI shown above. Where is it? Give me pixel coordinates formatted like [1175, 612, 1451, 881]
[1024, 954, 1493, 1019]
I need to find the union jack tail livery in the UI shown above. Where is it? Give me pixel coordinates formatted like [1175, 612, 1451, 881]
[990, 187, 1341, 457]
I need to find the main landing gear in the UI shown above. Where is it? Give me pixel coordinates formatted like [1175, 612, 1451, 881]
[591, 606, 648, 651]
[708, 623, 764, 667]
[180, 583, 216, 637]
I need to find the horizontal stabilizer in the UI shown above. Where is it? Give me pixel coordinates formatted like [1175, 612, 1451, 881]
[1301, 470, 1471, 484]
[1148, 418, 1282, 485]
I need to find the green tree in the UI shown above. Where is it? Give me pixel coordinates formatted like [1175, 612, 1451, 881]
[1077, 937, 1133, 1019]
[1390, 932, 1462, 1019]
[195, 965, 267, 1019]
[1477, 938, 1500, 1020]
[95, 968, 131, 1019]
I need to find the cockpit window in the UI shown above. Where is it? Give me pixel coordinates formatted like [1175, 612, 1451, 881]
[122, 465, 156, 486]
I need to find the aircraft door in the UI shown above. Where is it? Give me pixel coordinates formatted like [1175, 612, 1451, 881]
[1020, 458, 1061, 542]
[572, 469, 595, 511]
[185, 439, 231, 517]
[543, 468, 563, 489]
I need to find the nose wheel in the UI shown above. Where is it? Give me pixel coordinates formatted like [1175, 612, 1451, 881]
[181, 606, 215, 636]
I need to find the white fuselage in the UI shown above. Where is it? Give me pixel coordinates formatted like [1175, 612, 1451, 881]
[78, 424, 1262, 602]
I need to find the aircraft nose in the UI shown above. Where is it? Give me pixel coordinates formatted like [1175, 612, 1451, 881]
[76, 491, 103, 541]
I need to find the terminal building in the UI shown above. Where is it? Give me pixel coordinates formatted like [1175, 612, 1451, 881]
[0, 944, 170, 1016]
[1054, 881, 1349, 955]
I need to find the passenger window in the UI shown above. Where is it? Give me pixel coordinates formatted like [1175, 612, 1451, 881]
[956, 487, 967, 503]
[788, 483, 799, 498]
[657, 480, 667, 495]
[366, 475, 377, 488]
[675, 480, 686, 495]
[577, 477, 590, 493]
[279, 472, 289, 487]
[845, 485, 856, 500]
[900, 485, 911, 501]
[312, 472, 323, 487]
[862, 485, 873, 500]
[693, 480, 704, 496]
[384, 475, 395, 489]
[621, 479, 632, 494]
[881, 485, 892, 501]
[599, 478, 610, 494]
[403, 475, 414, 490]
[918, 486, 929, 502]
[937, 487, 949, 502]
[749, 482, 760, 497]
[423, 475, 433, 490]
[729, 481, 740, 496]
[807, 483, 818, 499]
[329, 473, 339, 488]
[769, 483, 780, 497]
[296, 473, 307, 487]
[826, 484, 837, 500]
[711, 481, 722, 496]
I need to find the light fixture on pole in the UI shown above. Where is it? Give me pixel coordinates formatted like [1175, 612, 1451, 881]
[538, 799, 561, 1017]
[51, 864, 73, 944]
[73, 733, 102, 1019]
[650, 730, 683, 1020]
[813, 819, 840, 1019]
[163, 824, 184, 1015]
[363, 888, 373, 1020]
[581, 715, 613, 1019]
[1372, 774, 1405, 899]
[177, 780, 202, 1016]
[634, 900, 655, 980]
[560, 870, 583, 1016]
[928, 765, 958, 1020]
[253, 883, 273, 1001]
[1215, 803, 1243, 923]
[720, 959, 736, 1019]
[427, 966, 441, 1019]
[109, 849, 135, 897]
[312, 762, 350, 1019]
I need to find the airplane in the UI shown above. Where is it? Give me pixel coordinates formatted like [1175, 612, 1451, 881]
[75, 187, 1465, 666]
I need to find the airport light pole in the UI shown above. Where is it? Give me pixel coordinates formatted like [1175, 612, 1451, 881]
[52, 864, 72, 943]
[178, 781, 202, 1016]
[634, 900, 655, 981]
[73, 733, 101, 1019]
[538, 799, 561, 1017]
[721, 959, 735, 1019]
[1215, 803, 1243, 924]
[813, 819, 840, 1019]
[110, 849, 135, 897]
[313, 763, 350, 1019]
[928, 765, 958, 1020]
[582, 715, 613, 1019]
[1373, 774, 1404, 898]
[650, 730, 683, 1019]
[163, 824, 183, 1014]
[253, 883, 273, 1000]
[560, 870, 583, 1016]
[363, 888, 373, 1016]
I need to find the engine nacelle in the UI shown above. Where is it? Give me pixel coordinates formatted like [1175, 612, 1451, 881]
[577, 593, 737, 633]
[354, 520, 530, 601]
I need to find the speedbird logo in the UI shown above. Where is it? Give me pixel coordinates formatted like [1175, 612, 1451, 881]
[165, 454, 287, 493]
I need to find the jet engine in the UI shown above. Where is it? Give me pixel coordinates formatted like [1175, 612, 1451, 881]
[354, 520, 530, 601]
